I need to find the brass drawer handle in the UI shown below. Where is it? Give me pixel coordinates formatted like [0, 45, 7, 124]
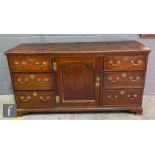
[127, 94, 137, 100]
[30, 74, 35, 79]
[129, 76, 140, 82]
[40, 96, 51, 102]
[20, 96, 31, 102]
[109, 60, 121, 66]
[108, 76, 120, 83]
[107, 95, 118, 100]
[14, 61, 26, 67]
[37, 78, 49, 83]
[130, 60, 143, 66]
[17, 78, 29, 84]
[14, 61, 19, 65]
[35, 61, 47, 67]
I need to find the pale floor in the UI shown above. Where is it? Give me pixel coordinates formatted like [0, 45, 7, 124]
[0, 95, 155, 120]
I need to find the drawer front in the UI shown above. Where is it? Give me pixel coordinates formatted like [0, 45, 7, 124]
[15, 91, 54, 109]
[8, 56, 51, 72]
[12, 73, 53, 90]
[103, 89, 143, 106]
[104, 56, 146, 71]
[104, 71, 145, 89]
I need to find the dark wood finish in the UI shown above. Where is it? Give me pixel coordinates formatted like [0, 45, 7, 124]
[5, 41, 150, 116]
[16, 107, 143, 116]
[12, 73, 53, 90]
[104, 56, 146, 71]
[15, 91, 54, 109]
[140, 34, 155, 38]
[104, 71, 145, 89]
[5, 41, 150, 55]
[8, 56, 51, 72]
[103, 89, 143, 107]
[55, 57, 100, 107]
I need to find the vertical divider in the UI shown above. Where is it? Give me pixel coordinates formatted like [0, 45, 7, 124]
[51, 57, 57, 108]
[100, 56, 104, 106]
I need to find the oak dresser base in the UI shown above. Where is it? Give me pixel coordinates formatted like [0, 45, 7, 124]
[5, 41, 150, 117]
[17, 107, 143, 117]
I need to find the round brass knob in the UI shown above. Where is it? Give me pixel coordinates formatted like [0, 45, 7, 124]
[33, 92, 37, 96]
[30, 74, 35, 79]
[123, 57, 128, 62]
[120, 90, 125, 95]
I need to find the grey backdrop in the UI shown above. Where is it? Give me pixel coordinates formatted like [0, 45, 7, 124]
[0, 34, 155, 95]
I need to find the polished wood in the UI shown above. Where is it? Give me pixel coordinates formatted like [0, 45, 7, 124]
[5, 41, 150, 116]
[103, 89, 143, 107]
[140, 34, 155, 38]
[104, 71, 145, 89]
[104, 55, 146, 71]
[5, 41, 150, 55]
[8, 56, 51, 72]
[55, 57, 100, 107]
[15, 91, 54, 109]
[16, 106, 143, 116]
[12, 73, 53, 90]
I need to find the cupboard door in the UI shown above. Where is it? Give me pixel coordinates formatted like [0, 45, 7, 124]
[55, 57, 101, 107]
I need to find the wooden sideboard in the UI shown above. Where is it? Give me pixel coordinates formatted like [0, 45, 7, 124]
[5, 41, 150, 116]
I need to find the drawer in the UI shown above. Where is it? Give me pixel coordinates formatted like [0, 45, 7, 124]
[103, 89, 143, 107]
[104, 56, 146, 71]
[8, 56, 51, 72]
[15, 91, 54, 109]
[104, 71, 145, 89]
[12, 73, 53, 90]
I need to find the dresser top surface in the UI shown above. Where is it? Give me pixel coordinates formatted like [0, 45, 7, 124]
[5, 41, 150, 55]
